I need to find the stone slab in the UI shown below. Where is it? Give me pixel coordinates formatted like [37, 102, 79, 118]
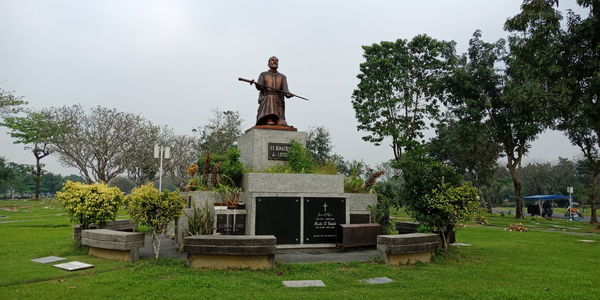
[188, 253, 274, 270]
[89, 247, 139, 262]
[82, 229, 145, 243]
[578, 240, 596, 243]
[183, 235, 276, 246]
[361, 277, 393, 284]
[282, 280, 326, 287]
[31, 256, 66, 264]
[377, 233, 440, 245]
[81, 238, 144, 250]
[53, 261, 94, 271]
[243, 173, 344, 193]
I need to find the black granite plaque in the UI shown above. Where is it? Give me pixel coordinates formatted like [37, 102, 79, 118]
[304, 197, 346, 244]
[350, 214, 371, 224]
[216, 214, 246, 235]
[267, 143, 291, 161]
[255, 197, 300, 244]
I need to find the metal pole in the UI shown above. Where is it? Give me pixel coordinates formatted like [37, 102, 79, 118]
[159, 146, 164, 193]
[567, 186, 573, 221]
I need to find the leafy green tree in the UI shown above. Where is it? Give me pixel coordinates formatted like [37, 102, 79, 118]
[194, 109, 242, 155]
[0, 87, 26, 117]
[109, 176, 136, 195]
[552, 1, 600, 223]
[125, 184, 183, 259]
[352, 35, 455, 160]
[445, 27, 554, 219]
[0, 157, 14, 183]
[428, 116, 501, 211]
[306, 126, 333, 165]
[2, 111, 62, 200]
[422, 182, 482, 250]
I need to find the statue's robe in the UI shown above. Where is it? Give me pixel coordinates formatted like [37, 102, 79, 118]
[255, 71, 289, 126]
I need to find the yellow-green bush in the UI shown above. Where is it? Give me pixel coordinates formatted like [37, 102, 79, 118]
[57, 181, 123, 229]
[124, 184, 183, 259]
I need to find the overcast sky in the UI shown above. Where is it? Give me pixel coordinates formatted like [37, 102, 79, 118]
[0, 0, 586, 175]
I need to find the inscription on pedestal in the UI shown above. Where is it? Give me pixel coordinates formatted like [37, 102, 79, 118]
[267, 143, 291, 161]
[304, 198, 346, 244]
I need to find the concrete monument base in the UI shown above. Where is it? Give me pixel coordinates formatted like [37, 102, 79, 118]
[89, 247, 139, 262]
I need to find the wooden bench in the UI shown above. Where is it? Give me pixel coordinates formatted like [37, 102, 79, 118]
[377, 233, 440, 265]
[183, 235, 276, 270]
[336, 223, 383, 250]
[81, 229, 145, 262]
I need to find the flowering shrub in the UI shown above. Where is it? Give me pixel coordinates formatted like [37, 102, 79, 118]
[57, 181, 123, 230]
[125, 184, 183, 259]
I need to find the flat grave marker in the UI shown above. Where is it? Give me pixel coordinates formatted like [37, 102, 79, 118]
[361, 277, 393, 284]
[31, 256, 66, 264]
[283, 280, 325, 287]
[579, 240, 596, 243]
[53, 261, 94, 271]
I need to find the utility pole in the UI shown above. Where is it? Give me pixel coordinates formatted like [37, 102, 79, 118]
[567, 186, 573, 221]
[154, 144, 171, 192]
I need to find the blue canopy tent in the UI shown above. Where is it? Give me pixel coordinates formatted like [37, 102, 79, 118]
[524, 195, 570, 217]
[524, 195, 570, 201]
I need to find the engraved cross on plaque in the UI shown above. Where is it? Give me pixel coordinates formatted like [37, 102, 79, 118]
[322, 202, 328, 212]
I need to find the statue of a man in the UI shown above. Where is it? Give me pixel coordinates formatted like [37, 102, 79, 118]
[254, 56, 292, 126]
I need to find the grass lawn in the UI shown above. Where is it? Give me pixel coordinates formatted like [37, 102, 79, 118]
[1, 199, 599, 299]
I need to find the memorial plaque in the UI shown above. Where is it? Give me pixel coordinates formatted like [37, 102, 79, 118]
[267, 143, 291, 161]
[216, 214, 246, 235]
[304, 197, 346, 244]
[255, 197, 300, 244]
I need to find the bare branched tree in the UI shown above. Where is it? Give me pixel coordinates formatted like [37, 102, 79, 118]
[48, 105, 155, 183]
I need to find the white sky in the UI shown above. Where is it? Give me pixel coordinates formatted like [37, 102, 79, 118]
[0, 0, 586, 175]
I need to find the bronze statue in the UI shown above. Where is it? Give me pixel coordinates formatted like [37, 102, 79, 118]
[239, 56, 308, 126]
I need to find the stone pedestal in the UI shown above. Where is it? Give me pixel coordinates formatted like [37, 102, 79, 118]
[377, 233, 440, 265]
[238, 127, 307, 171]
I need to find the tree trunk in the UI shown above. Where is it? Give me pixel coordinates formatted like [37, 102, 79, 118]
[507, 164, 524, 219]
[590, 170, 599, 224]
[34, 156, 42, 200]
[152, 231, 161, 260]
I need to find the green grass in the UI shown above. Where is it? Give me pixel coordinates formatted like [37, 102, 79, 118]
[1, 199, 599, 299]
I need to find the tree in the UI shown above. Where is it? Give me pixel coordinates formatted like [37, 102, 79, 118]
[352, 35, 455, 160]
[109, 176, 136, 195]
[0, 157, 14, 183]
[428, 116, 501, 211]
[47, 105, 156, 183]
[501, 1, 563, 218]
[0, 87, 26, 117]
[125, 184, 183, 259]
[552, 1, 600, 223]
[163, 132, 200, 190]
[422, 182, 481, 250]
[395, 146, 471, 249]
[306, 126, 333, 165]
[445, 27, 554, 219]
[194, 109, 242, 155]
[2, 111, 62, 200]
[126, 125, 160, 186]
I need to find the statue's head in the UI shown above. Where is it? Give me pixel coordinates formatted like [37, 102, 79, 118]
[268, 56, 279, 71]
